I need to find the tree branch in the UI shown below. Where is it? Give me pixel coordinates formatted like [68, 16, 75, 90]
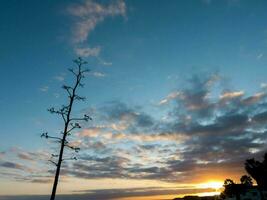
[64, 143, 80, 153]
[70, 114, 92, 122]
[49, 159, 58, 166]
[41, 132, 62, 142]
[74, 95, 86, 101]
[62, 157, 77, 162]
[62, 85, 73, 97]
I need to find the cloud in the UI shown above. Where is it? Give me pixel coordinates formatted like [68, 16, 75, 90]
[16, 149, 49, 161]
[219, 90, 244, 101]
[91, 71, 106, 77]
[66, 77, 265, 183]
[39, 86, 49, 92]
[68, 0, 126, 44]
[178, 75, 217, 114]
[68, 0, 126, 59]
[257, 53, 263, 60]
[251, 111, 267, 124]
[54, 74, 65, 82]
[75, 46, 101, 57]
[100, 101, 154, 129]
[261, 83, 267, 89]
[0, 161, 32, 172]
[69, 155, 130, 178]
[5, 73, 267, 187]
[79, 127, 101, 138]
[97, 57, 113, 66]
[186, 113, 249, 136]
[241, 92, 266, 105]
[17, 152, 34, 161]
[159, 91, 180, 105]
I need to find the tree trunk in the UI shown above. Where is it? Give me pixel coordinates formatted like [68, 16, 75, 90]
[50, 161, 61, 200]
[50, 136, 65, 200]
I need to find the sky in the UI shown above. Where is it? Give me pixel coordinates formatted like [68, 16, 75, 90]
[1, 0, 267, 199]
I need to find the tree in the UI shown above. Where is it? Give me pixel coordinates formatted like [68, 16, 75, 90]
[240, 175, 253, 186]
[221, 179, 244, 200]
[221, 179, 235, 198]
[41, 57, 91, 200]
[224, 179, 235, 186]
[245, 153, 267, 189]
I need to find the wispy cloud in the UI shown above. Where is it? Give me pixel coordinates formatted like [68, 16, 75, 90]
[219, 90, 244, 101]
[90, 71, 106, 77]
[54, 74, 65, 82]
[257, 53, 263, 60]
[68, 0, 126, 43]
[39, 86, 49, 92]
[68, 0, 126, 60]
[75, 46, 101, 57]
[159, 91, 180, 105]
[97, 57, 113, 66]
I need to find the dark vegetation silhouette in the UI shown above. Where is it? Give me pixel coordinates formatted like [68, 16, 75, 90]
[221, 179, 239, 200]
[220, 176, 253, 200]
[240, 175, 253, 186]
[219, 153, 267, 200]
[41, 57, 91, 200]
[245, 153, 267, 189]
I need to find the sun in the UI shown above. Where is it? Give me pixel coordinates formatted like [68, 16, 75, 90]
[198, 181, 223, 190]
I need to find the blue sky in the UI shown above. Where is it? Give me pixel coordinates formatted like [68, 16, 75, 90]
[1, 0, 267, 199]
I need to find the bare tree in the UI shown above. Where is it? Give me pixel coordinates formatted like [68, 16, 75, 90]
[41, 57, 92, 200]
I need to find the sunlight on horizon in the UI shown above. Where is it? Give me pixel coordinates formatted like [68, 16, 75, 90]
[198, 181, 223, 190]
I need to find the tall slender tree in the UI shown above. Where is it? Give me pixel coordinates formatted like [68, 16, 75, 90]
[41, 57, 92, 200]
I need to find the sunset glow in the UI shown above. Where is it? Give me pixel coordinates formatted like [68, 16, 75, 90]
[1, 0, 267, 200]
[198, 181, 223, 190]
